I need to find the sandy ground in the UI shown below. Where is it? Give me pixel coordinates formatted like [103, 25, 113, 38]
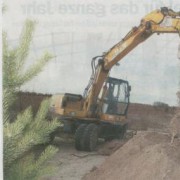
[41, 132, 133, 180]
[41, 137, 107, 180]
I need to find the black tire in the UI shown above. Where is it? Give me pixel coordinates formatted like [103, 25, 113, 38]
[75, 124, 87, 151]
[83, 124, 98, 152]
[117, 124, 128, 139]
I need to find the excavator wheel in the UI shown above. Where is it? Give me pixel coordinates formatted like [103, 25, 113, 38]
[75, 124, 87, 151]
[117, 124, 128, 139]
[103, 124, 128, 141]
[83, 123, 98, 152]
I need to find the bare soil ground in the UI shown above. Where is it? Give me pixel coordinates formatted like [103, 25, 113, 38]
[41, 132, 136, 180]
[43, 137, 129, 180]
[41, 137, 107, 180]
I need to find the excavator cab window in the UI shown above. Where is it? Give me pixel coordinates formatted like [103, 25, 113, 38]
[102, 77, 130, 116]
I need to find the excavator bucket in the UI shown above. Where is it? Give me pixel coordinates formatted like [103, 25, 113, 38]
[178, 43, 180, 59]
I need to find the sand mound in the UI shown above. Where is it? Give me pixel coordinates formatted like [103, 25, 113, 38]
[84, 131, 180, 180]
[97, 140, 126, 156]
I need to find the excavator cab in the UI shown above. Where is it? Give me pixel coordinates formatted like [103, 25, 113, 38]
[101, 77, 130, 116]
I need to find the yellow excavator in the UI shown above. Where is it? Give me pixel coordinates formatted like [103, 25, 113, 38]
[50, 7, 180, 151]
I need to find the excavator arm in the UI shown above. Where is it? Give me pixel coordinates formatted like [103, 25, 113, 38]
[85, 7, 180, 117]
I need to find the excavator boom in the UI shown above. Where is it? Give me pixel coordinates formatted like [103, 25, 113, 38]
[85, 7, 180, 116]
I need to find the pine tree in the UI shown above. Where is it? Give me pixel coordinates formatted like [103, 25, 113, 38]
[3, 20, 60, 180]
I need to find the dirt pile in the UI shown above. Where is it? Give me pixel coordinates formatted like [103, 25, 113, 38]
[84, 131, 180, 180]
[128, 103, 176, 131]
[97, 131, 136, 156]
[15, 92, 51, 114]
[97, 140, 127, 156]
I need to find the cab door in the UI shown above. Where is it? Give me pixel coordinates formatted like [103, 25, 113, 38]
[102, 77, 130, 116]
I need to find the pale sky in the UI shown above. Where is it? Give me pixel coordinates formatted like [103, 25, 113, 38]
[3, 0, 180, 106]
